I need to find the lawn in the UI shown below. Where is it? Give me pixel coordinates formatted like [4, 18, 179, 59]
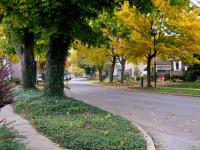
[153, 81, 200, 95]
[91, 79, 200, 95]
[13, 88, 146, 150]
[153, 87, 200, 95]
[92, 79, 200, 89]
[0, 125, 26, 150]
[157, 81, 200, 88]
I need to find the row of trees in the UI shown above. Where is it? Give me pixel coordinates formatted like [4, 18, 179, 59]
[70, 0, 200, 87]
[0, 0, 155, 96]
[0, 0, 200, 96]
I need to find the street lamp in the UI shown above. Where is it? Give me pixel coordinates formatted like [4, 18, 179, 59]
[151, 27, 157, 88]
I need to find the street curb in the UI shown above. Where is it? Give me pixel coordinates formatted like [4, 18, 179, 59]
[133, 123, 156, 150]
[126, 87, 200, 99]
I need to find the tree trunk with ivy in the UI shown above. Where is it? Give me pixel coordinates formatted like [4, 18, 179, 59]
[21, 30, 35, 89]
[45, 34, 70, 96]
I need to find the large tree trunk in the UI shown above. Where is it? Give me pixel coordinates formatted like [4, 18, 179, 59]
[147, 56, 152, 88]
[97, 64, 103, 82]
[109, 55, 116, 83]
[45, 34, 70, 96]
[21, 31, 35, 89]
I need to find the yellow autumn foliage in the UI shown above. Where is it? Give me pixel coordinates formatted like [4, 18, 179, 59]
[74, 41, 107, 68]
[115, 0, 200, 64]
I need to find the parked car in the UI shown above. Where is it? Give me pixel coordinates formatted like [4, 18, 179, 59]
[37, 74, 43, 82]
[64, 75, 71, 81]
[37, 73, 45, 82]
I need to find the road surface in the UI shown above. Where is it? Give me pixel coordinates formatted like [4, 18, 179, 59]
[67, 78, 200, 150]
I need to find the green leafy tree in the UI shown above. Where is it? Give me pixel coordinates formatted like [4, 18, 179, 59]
[1, 0, 154, 95]
[74, 43, 108, 82]
[42, 1, 120, 95]
[92, 12, 132, 83]
[0, 0, 37, 89]
[35, 0, 154, 95]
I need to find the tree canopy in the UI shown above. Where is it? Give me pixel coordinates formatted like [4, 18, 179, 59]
[1, 0, 200, 92]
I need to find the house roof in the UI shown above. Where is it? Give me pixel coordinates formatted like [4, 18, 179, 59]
[156, 60, 171, 65]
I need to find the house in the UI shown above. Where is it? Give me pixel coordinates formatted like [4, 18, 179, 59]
[1, 59, 21, 80]
[120, 59, 188, 80]
[156, 60, 188, 77]
[171, 61, 188, 77]
[10, 62, 22, 79]
[125, 62, 146, 79]
[10, 60, 41, 81]
[112, 62, 147, 79]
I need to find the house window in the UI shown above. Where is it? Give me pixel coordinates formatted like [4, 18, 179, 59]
[134, 67, 139, 71]
[176, 62, 179, 70]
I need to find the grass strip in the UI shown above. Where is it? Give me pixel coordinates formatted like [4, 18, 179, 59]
[154, 87, 200, 95]
[13, 88, 146, 150]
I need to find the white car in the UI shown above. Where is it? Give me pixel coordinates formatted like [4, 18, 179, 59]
[37, 75, 43, 82]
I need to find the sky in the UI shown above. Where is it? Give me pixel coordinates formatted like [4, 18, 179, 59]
[191, 0, 200, 7]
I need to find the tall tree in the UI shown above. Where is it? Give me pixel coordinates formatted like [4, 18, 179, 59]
[111, 28, 131, 83]
[93, 12, 131, 83]
[75, 43, 107, 82]
[32, 1, 114, 95]
[1, 0, 154, 95]
[0, 0, 38, 89]
[35, 0, 154, 95]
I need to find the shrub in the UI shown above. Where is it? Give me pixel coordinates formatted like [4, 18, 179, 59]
[183, 70, 200, 82]
[9, 78, 21, 84]
[164, 73, 171, 81]
[183, 64, 200, 82]
[0, 59, 15, 109]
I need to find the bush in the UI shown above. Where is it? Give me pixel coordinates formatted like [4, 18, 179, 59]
[0, 59, 15, 109]
[164, 73, 171, 81]
[140, 73, 156, 81]
[124, 75, 133, 81]
[183, 70, 200, 82]
[14, 88, 146, 150]
[9, 78, 21, 84]
[183, 64, 200, 82]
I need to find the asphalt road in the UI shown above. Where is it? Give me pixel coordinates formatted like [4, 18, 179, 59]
[67, 78, 200, 150]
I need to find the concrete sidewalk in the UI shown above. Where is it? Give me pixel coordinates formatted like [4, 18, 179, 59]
[0, 105, 63, 150]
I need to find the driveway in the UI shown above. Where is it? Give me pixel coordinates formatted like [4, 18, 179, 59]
[67, 78, 200, 150]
